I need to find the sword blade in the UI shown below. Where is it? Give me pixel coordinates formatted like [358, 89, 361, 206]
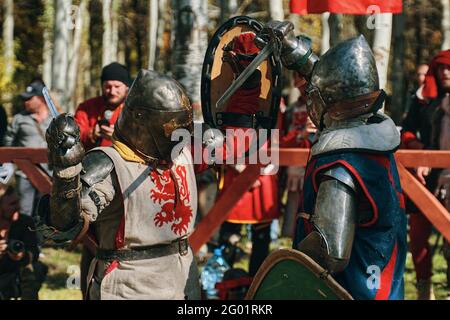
[42, 87, 60, 119]
[216, 41, 274, 111]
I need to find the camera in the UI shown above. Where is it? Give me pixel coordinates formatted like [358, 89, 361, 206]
[7, 240, 25, 255]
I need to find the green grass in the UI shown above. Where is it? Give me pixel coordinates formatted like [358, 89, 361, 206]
[38, 246, 83, 300]
[36, 235, 449, 300]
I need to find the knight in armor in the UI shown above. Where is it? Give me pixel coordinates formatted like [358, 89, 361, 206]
[36, 70, 202, 300]
[256, 21, 407, 299]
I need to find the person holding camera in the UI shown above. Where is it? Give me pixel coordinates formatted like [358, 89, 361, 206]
[73, 62, 131, 298]
[74, 62, 131, 151]
[0, 166, 44, 300]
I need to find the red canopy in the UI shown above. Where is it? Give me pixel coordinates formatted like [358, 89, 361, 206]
[290, 0, 402, 15]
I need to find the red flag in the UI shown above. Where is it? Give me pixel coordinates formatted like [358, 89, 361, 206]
[290, 0, 402, 15]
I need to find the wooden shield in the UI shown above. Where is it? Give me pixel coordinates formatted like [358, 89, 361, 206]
[246, 249, 353, 300]
[201, 16, 282, 130]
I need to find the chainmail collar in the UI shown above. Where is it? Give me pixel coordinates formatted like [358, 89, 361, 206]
[311, 111, 400, 156]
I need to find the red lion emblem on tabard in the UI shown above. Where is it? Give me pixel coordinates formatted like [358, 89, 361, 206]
[150, 166, 193, 236]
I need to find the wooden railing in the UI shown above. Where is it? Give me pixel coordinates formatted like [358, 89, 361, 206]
[1, 147, 450, 253]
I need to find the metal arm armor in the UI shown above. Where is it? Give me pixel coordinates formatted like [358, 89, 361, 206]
[36, 151, 114, 245]
[282, 35, 319, 79]
[298, 165, 358, 273]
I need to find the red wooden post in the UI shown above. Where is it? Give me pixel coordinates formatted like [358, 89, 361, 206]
[397, 163, 450, 242]
[14, 159, 52, 194]
[190, 164, 263, 253]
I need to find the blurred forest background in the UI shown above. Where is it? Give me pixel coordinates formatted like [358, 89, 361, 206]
[0, 0, 449, 123]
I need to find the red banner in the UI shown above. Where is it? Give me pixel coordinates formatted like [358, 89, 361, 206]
[290, 0, 403, 15]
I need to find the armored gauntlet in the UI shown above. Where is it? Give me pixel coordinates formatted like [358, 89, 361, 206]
[255, 20, 318, 78]
[44, 114, 85, 232]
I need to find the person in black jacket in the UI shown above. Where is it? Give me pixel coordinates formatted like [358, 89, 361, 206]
[0, 178, 46, 300]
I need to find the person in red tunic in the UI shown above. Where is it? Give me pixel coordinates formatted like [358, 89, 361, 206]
[74, 62, 131, 151]
[216, 32, 280, 277]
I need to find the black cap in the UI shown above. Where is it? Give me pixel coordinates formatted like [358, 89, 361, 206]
[101, 62, 131, 87]
[20, 81, 45, 100]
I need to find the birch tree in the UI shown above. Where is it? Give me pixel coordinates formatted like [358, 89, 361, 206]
[52, 0, 71, 110]
[321, 12, 331, 54]
[2, 0, 14, 87]
[171, 0, 208, 120]
[42, 0, 54, 88]
[155, 0, 169, 72]
[329, 14, 343, 47]
[148, 0, 158, 70]
[269, 0, 284, 21]
[372, 13, 393, 91]
[391, 11, 406, 123]
[67, 0, 87, 111]
[220, 0, 237, 23]
[442, 0, 450, 50]
[102, 0, 120, 67]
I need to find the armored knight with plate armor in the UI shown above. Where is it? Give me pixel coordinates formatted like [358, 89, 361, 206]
[37, 70, 201, 300]
[253, 21, 407, 300]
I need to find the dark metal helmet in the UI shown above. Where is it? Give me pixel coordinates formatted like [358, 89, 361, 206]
[115, 69, 193, 163]
[306, 35, 382, 128]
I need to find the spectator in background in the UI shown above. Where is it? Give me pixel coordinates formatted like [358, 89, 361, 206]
[3, 80, 52, 217]
[74, 62, 131, 151]
[0, 165, 45, 300]
[279, 72, 316, 239]
[401, 51, 450, 299]
[426, 50, 450, 300]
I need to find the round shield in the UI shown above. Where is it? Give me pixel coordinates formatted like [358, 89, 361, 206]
[201, 16, 282, 130]
[246, 249, 353, 300]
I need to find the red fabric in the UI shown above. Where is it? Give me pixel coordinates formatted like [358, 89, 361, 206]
[220, 167, 279, 224]
[409, 212, 433, 280]
[374, 242, 398, 300]
[225, 87, 261, 115]
[422, 50, 450, 99]
[74, 96, 124, 151]
[232, 32, 259, 56]
[215, 276, 253, 300]
[104, 260, 119, 276]
[290, 0, 402, 15]
[400, 131, 420, 149]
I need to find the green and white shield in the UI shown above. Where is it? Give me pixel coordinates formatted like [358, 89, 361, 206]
[246, 249, 353, 300]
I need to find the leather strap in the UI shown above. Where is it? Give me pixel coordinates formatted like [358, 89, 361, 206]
[68, 212, 90, 251]
[327, 90, 385, 121]
[95, 237, 189, 262]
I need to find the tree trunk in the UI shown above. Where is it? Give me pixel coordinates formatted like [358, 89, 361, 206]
[155, 0, 169, 73]
[220, 0, 237, 23]
[442, 0, 450, 50]
[269, 0, 284, 21]
[52, 0, 71, 111]
[321, 12, 331, 54]
[372, 13, 393, 91]
[42, 0, 54, 88]
[391, 10, 406, 124]
[102, 0, 119, 67]
[329, 13, 343, 47]
[148, 0, 158, 70]
[3, 0, 14, 85]
[67, 0, 87, 112]
[171, 0, 208, 120]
